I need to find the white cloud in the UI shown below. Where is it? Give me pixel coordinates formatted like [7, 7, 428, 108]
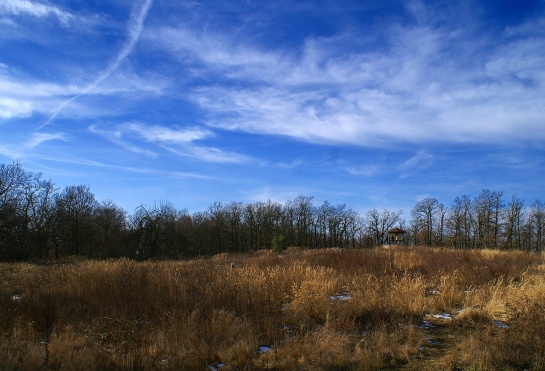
[0, 64, 166, 123]
[0, 130, 66, 161]
[0, 0, 73, 25]
[25, 132, 66, 149]
[124, 122, 212, 144]
[88, 124, 158, 158]
[0, 97, 32, 118]
[148, 3, 545, 147]
[169, 145, 253, 164]
[90, 122, 252, 164]
[346, 165, 381, 177]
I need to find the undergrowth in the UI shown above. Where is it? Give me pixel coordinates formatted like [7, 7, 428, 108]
[0, 246, 543, 370]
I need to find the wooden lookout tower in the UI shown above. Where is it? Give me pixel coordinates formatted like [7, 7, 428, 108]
[387, 227, 406, 245]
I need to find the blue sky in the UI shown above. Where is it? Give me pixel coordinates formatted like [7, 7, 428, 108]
[1, 0, 544, 215]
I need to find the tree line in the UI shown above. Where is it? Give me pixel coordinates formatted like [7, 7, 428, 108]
[1, 161, 544, 261]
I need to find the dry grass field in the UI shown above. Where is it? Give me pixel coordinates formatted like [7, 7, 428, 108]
[2, 246, 545, 370]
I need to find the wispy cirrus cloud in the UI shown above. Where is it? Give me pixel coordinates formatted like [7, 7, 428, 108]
[0, 65, 167, 123]
[147, 1, 545, 148]
[123, 122, 213, 144]
[398, 150, 435, 178]
[39, 0, 154, 129]
[33, 154, 216, 180]
[90, 122, 253, 164]
[88, 124, 158, 157]
[163, 144, 254, 164]
[0, 131, 66, 160]
[1, 0, 543, 214]
[188, 146, 253, 164]
[0, 0, 73, 25]
[346, 164, 381, 177]
[25, 132, 66, 149]
[0, 97, 32, 119]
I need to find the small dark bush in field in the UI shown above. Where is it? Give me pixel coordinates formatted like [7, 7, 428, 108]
[272, 234, 287, 252]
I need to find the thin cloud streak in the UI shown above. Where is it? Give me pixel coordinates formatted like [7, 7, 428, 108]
[25, 132, 66, 149]
[0, 131, 66, 160]
[162, 144, 254, 164]
[34, 154, 217, 181]
[124, 122, 213, 144]
[346, 165, 380, 177]
[398, 150, 435, 179]
[39, 0, 154, 129]
[89, 122, 252, 164]
[88, 124, 158, 158]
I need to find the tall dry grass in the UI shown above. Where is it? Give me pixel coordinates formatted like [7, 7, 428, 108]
[0, 246, 543, 370]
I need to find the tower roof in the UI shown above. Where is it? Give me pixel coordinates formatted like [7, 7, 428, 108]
[388, 227, 406, 234]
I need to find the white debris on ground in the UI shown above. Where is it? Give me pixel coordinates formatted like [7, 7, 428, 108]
[420, 312, 452, 329]
[426, 289, 440, 295]
[420, 320, 435, 329]
[427, 313, 453, 320]
[417, 312, 511, 354]
[494, 320, 510, 329]
[208, 346, 274, 369]
[11, 294, 22, 301]
[329, 293, 352, 301]
[258, 346, 273, 354]
[208, 363, 224, 370]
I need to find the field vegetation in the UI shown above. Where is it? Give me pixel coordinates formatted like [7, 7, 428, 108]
[2, 246, 545, 370]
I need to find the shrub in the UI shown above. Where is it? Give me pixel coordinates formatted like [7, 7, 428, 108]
[272, 235, 287, 253]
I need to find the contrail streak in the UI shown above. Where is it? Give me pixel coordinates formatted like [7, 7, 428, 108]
[39, 0, 154, 129]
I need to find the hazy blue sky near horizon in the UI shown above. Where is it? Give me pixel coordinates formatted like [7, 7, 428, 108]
[1, 0, 544, 215]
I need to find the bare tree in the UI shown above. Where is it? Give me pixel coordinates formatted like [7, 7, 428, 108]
[411, 198, 443, 246]
[293, 196, 314, 247]
[206, 202, 227, 254]
[0, 161, 29, 204]
[56, 185, 98, 256]
[529, 200, 545, 251]
[366, 209, 403, 246]
[473, 190, 504, 249]
[243, 203, 259, 251]
[132, 201, 178, 259]
[256, 200, 283, 249]
[92, 200, 128, 258]
[502, 195, 524, 250]
[26, 178, 58, 259]
[225, 202, 244, 252]
[0, 162, 59, 260]
[0, 162, 30, 259]
[447, 195, 473, 248]
[337, 207, 360, 248]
